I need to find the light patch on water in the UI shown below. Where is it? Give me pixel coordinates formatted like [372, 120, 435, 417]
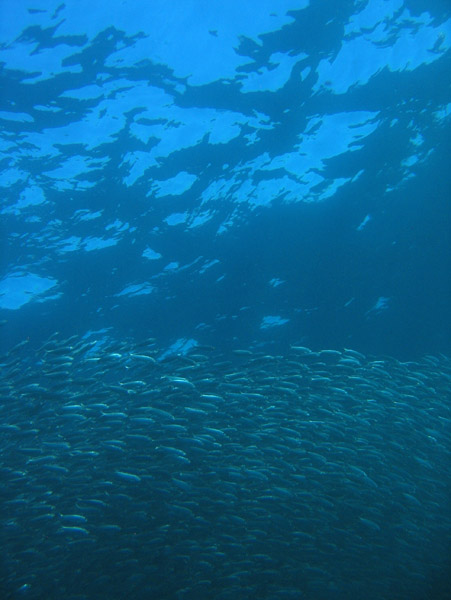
[163, 262, 180, 271]
[300, 112, 379, 160]
[402, 155, 419, 168]
[34, 104, 60, 113]
[74, 210, 103, 222]
[207, 113, 242, 145]
[115, 283, 154, 298]
[235, 176, 303, 207]
[105, 220, 129, 233]
[83, 237, 118, 252]
[2, 186, 47, 215]
[0, 274, 58, 310]
[199, 260, 220, 275]
[60, 84, 104, 101]
[239, 52, 307, 93]
[165, 213, 188, 226]
[201, 177, 238, 206]
[188, 212, 214, 229]
[142, 248, 162, 260]
[43, 154, 110, 184]
[152, 172, 197, 197]
[433, 103, 451, 122]
[124, 100, 273, 187]
[0, 40, 82, 83]
[315, 2, 451, 94]
[98, 1, 303, 86]
[233, 111, 379, 205]
[318, 178, 348, 200]
[260, 315, 289, 329]
[57, 237, 82, 253]
[124, 151, 158, 187]
[0, 168, 27, 188]
[0, 111, 34, 123]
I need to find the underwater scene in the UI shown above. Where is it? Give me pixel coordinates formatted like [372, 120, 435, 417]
[0, 1, 450, 599]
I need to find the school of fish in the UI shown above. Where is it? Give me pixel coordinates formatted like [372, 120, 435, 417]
[1, 334, 450, 600]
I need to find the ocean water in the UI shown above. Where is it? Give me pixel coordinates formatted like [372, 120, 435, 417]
[0, 1, 450, 599]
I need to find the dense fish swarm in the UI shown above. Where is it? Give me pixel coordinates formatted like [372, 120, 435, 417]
[0, 335, 450, 600]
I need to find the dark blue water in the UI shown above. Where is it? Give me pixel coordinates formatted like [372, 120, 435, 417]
[0, 1, 450, 599]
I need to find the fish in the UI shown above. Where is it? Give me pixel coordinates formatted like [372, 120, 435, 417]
[0, 334, 449, 600]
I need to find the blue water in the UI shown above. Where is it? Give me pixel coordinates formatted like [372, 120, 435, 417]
[0, 0, 450, 359]
[0, 1, 450, 599]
